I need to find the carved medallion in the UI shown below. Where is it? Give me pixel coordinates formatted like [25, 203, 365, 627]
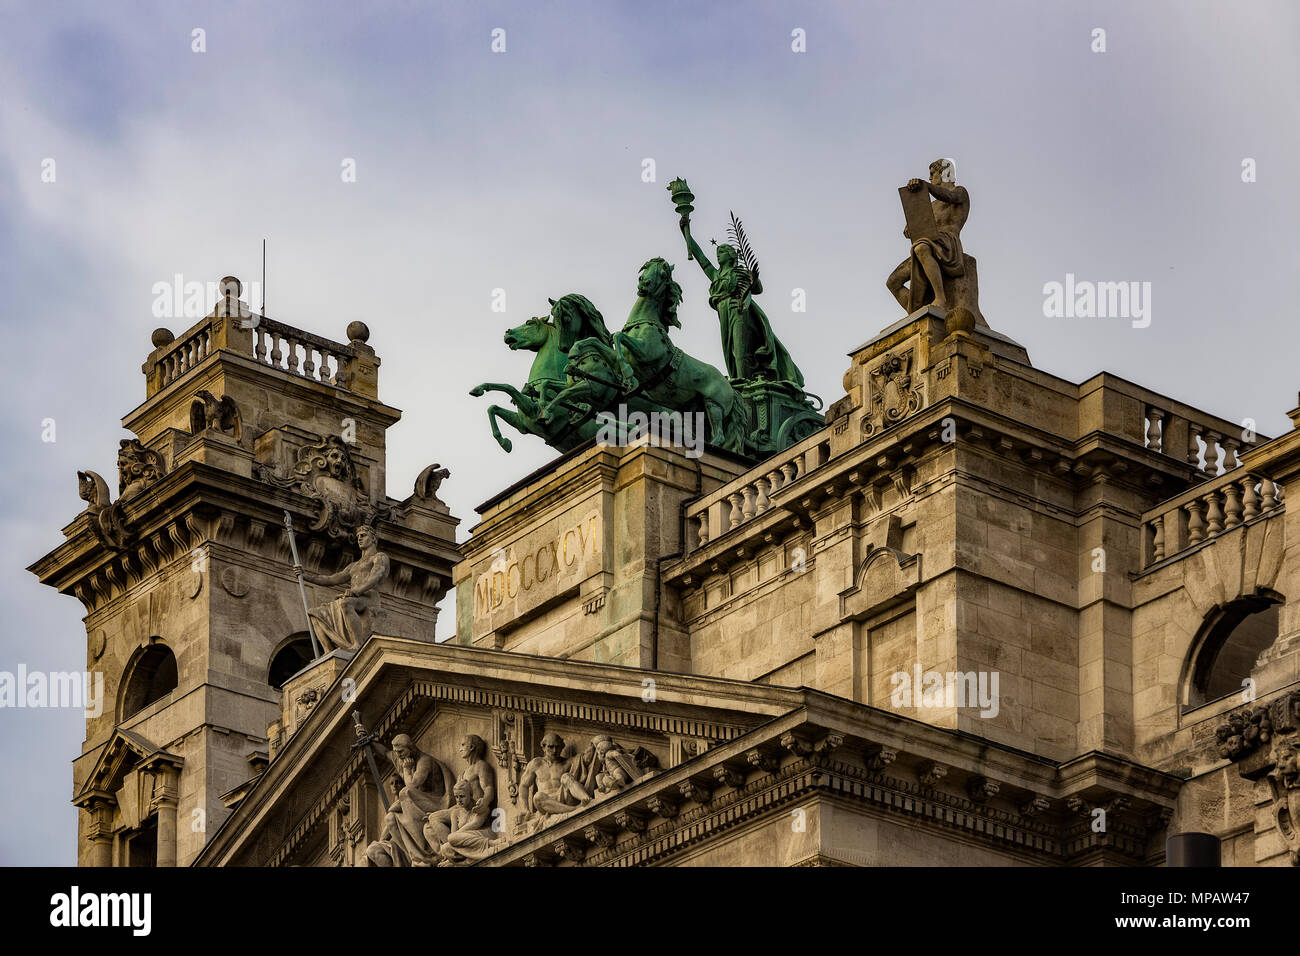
[220, 566, 249, 598]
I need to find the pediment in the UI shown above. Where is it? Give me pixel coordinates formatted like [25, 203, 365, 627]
[839, 547, 921, 620]
[75, 726, 182, 806]
[198, 637, 805, 866]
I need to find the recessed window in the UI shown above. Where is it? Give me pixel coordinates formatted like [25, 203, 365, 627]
[268, 634, 315, 689]
[1185, 593, 1281, 710]
[120, 645, 178, 719]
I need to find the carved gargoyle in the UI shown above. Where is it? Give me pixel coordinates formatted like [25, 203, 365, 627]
[77, 469, 129, 551]
[262, 435, 385, 538]
[189, 390, 242, 441]
[411, 463, 451, 512]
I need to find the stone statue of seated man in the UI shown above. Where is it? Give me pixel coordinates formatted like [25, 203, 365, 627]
[296, 525, 389, 652]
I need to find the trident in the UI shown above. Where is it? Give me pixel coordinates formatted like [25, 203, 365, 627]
[284, 511, 323, 660]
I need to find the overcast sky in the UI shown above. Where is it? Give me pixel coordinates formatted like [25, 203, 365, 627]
[2, 0, 1297, 864]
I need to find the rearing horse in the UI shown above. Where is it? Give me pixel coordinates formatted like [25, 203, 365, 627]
[550, 258, 745, 453]
[470, 293, 611, 452]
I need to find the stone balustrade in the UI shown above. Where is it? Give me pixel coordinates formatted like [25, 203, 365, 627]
[686, 433, 833, 551]
[1143, 469, 1285, 568]
[147, 309, 370, 399]
[1132, 391, 1263, 476]
[253, 317, 352, 389]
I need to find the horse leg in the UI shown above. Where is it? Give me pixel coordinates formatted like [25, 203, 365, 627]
[485, 405, 516, 453]
[470, 382, 523, 403]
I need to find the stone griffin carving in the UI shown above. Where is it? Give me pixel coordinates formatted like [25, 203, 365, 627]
[1214, 690, 1300, 864]
[77, 438, 167, 552]
[360, 732, 456, 867]
[188, 390, 242, 441]
[411, 463, 451, 512]
[77, 470, 129, 551]
[263, 435, 380, 537]
[864, 350, 923, 436]
[297, 525, 389, 652]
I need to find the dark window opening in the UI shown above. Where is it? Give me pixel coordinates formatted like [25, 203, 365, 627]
[1186, 594, 1281, 710]
[120, 645, 178, 719]
[268, 635, 315, 689]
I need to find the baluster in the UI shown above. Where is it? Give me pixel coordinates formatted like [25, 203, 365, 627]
[754, 478, 770, 515]
[1242, 478, 1260, 520]
[1151, 516, 1165, 562]
[728, 493, 744, 531]
[781, 461, 798, 486]
[1222, 482, 1242, 529]
[1276, 483, 1285, 504]
[287, 336, 302, 374]
[1222, 439, 1239, 472]
[1205, 432, 1223, 474]
[319, 349, 333, 384]
[1145, 407, 1164, 452]
[1188, 429, 1202, 469]
[766, 469, 782, 496]
[1261, 478, 1277, 510]
[1205, 492, 1224, 535]
[696, 511, 709, 547]
[1186, 499, 1206, 545]
[254, 328, 267, 362]
[270, 333, 283, 368]
[741, 486, 757, 521]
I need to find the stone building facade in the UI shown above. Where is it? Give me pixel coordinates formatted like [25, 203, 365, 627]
[32, 276, 1300, 867]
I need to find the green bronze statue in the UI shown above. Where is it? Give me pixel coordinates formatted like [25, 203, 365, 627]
[469, 293, 612, 452]
[541, 258, 746, 452]
[470, 180, 824, 459]
[670, 181, 804, 388]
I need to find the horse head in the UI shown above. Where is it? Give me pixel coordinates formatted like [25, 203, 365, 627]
[635, 258, 682, 329]
[504, 315, 552, 352]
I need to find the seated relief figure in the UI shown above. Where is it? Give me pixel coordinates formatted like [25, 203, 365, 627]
[518, 732, 594, 832]
[578, 734, 659, 797]
[431, 781, 505, 866]
[363, 733, 455, 867]
[422, 734, 497, 860]
[296, 525, 390, 652]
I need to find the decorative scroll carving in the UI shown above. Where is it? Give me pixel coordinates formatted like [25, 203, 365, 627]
[863, 350, 923, 437]
[264, 435, 381, 538]
[1216, 691, 1300, 864]
[118, 438, 167, 500]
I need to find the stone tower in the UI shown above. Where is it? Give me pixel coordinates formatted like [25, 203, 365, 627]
[28, 278, 459, 866]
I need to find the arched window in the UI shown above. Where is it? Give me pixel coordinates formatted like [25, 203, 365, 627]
[120, 644, 178, 719]
[1184, 591, 1282, 710]
[268, 634, 315, 689]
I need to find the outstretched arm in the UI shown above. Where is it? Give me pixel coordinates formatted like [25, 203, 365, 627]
[681, 219, 717, 280]
[301, 566, 350, 587]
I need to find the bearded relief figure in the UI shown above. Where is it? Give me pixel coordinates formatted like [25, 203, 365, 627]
[517, 732, 592, 834]
[361, 732, 455, 867]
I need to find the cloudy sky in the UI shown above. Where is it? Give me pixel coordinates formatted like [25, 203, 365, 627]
[2, 0, 1297, 864]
